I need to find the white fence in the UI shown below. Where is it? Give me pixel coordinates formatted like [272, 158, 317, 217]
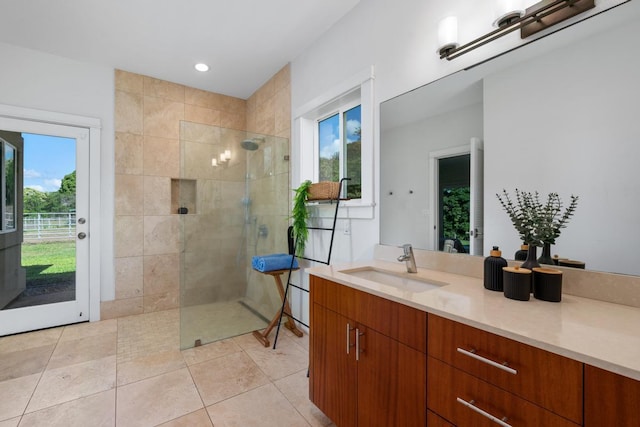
[23, 212, 76, 242]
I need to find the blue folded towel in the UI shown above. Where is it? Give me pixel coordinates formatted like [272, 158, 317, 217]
[252, 254, 298, 272]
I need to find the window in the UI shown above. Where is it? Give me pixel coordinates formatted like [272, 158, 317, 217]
[294, 66, 374, 218]
[1, 138, 17, 232]
[318, 104, 362, 199]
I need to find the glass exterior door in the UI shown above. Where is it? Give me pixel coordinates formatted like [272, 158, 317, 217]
[0, 118, 89, 336]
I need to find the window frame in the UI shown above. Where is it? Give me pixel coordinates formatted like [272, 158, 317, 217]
[294, 66, 375, 218]
[314, 99, 362, 197]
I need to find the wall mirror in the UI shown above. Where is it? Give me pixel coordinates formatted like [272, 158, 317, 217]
[379, 3, 640, 276]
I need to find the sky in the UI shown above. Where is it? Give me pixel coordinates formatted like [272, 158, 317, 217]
[23, 133, 76, 193]
[319, 105, 361, 159]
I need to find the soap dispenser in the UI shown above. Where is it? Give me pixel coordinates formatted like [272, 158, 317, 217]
[484, 246, 508, 291]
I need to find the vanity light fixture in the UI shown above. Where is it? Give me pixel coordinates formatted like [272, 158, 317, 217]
[211, 158, 218, 167]
[195, 63, 210, 72]
[437, 16, 459, 57]
[494, 0, 526, 27]
[439, 0, 595, 61]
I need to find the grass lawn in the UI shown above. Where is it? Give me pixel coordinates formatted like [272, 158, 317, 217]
[22, 240, 76, 286]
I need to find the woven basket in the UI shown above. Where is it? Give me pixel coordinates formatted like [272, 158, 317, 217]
[308, 181, 341, 201]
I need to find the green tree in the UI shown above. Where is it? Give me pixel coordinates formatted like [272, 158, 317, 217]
[442, 187, 470, 242]
[23, 187, 48, 213]
[5, 156, 15, 206]
[59, 170, 76, 195]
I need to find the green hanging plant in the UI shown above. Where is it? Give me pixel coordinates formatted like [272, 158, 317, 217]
[291, 180, 312, 256]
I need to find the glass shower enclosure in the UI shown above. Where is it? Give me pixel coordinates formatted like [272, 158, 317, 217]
[177, 122, 290, 349]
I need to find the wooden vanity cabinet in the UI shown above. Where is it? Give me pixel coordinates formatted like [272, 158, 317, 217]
[309, 275, 427, 427]
[427, 314, 583, 426]
[585, 365, 640, 426]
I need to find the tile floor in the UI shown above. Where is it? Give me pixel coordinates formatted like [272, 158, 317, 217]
[0, 309, 334, 427]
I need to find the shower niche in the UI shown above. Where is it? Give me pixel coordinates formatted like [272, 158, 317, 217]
[171, 178, 196, 215]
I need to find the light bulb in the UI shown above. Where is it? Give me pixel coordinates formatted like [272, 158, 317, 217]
[437, 16, 459, 56]
[494, 0, 526, 27]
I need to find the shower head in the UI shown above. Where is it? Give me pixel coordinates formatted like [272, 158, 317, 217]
[240, 136, 266, 151]
[240, 139, 259, 151]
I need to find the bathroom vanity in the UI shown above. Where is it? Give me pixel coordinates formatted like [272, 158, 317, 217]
[308, 257, 640, 426]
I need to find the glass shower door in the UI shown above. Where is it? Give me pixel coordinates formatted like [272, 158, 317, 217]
[178, 122, 290, 349]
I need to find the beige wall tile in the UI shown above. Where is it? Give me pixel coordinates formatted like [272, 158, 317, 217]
[273, 64, 291, 93]
[274, 85, 291, 135]
[219, 95, 246, 114]
[143, 291, 180, 313]
[115, 70, 143, 94]
[144, 77, 185, 103]
[143, 215, 179, 255]
[115, 91, 143, 134]
[115, 257, 143, 299]
[143, 96, 184, 139]
[185, 86, 217, 109]
[184, 104, 220, 126]
[143, 136, 179, 177]
[180, 122, 220, 144]
[254, 77, 275, 107]
[254, 99, 275, 135]
[115, 132, 143, 175]
[220, 110, 247, 131]
[143, 176, 171, 215]
[115, 216, 143, 257]
[143, 253, 179, 295]
[100, 298, 144, 320]
[115, 175, 144, 215]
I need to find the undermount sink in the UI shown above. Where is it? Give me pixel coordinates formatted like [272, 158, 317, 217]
[340, 267, 445, 292]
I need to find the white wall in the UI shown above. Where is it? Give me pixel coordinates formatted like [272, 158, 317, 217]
[484, 20, 640, 275]
[290, 0, 634, 267]
[0, 42, 115, 303]
[380, 103, 483, 248]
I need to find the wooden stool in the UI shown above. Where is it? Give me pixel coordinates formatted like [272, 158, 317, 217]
[252, 268, 304, 347]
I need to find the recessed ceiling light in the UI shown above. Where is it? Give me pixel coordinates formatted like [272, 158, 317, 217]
[195, 63, 209, 72]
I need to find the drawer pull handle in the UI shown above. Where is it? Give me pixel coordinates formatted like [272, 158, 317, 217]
[457, 397, 512, 427]
[457, 347, 517, 375]
[346, 323, 355, 354]
[355, 328, 364, 361]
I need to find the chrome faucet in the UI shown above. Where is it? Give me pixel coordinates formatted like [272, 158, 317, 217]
[397, 243, 417, 273]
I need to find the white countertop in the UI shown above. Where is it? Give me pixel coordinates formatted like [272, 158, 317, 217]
[308, 260, 640, 381]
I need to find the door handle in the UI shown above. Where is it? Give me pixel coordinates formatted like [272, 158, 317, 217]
[77, 232, 87, 239]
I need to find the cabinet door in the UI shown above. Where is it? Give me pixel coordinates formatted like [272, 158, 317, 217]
[585, 365, 640, 426]
[311, 304, 357, 427]
[357, 325, 426, 427]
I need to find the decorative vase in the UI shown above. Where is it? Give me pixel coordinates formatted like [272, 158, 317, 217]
[521, 245, 540, 270]
[484, 246, 508, 291]
[538, 242, 554, 265]
[520, 245, 540, 292]
[514, 244, 528, 261]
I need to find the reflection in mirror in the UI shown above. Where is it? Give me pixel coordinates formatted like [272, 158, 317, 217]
[380, 6, 640, 276]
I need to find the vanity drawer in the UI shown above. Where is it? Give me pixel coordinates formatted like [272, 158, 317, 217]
[428, 314, 582, 424]
[427, 357, 580, 427]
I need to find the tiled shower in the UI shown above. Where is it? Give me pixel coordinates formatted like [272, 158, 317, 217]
[178, 123, 290, 348]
